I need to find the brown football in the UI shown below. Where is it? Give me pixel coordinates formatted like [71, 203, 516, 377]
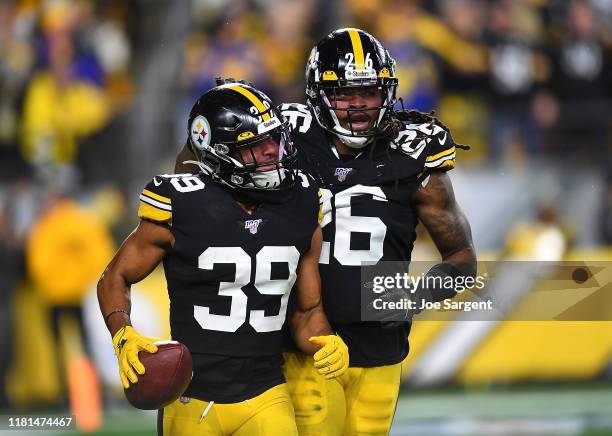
[124, 341, 193, 410]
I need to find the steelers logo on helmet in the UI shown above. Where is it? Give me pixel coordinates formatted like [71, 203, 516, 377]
[190, 115, 211, 151]
[186, 79, 298, 203]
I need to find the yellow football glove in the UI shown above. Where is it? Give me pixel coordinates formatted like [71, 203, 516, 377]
[112, 325, 159, 389]
[309, 335, 349, 379]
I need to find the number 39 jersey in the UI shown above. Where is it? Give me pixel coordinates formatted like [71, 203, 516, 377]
[281, 102, 457, 366]
[137, 172, 319, 357]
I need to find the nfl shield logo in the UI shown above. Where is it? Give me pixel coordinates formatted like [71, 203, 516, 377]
[334, 167, 353, 182]
[244, 219, 263, 234]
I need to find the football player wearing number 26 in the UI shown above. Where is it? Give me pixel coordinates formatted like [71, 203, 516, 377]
[97, 82, 349, 436]
[281, 28, 477, 435]
[175, 30, 476, 435]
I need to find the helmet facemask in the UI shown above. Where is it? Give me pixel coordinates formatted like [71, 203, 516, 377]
[313, 81, 397, 149]
[227, 124, 297, 190]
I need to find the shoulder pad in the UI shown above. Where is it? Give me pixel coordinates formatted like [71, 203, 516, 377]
[137, 173, 206, 224]
[279, 102, 314, 134]
[390, 110, 456, 173]
[138, 175, 173, 224]
[295, 170, 318, 187]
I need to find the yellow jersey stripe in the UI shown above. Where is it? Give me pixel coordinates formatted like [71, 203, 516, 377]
[417, 159, 455, 179]
[426, 146, 455, 162]
[317, 190, 323, 224]
[227, 85, 271, 121]
[437, 159, 456, 170]
[138, 202, 172, 223]
[140, 194, 172, 211]
[142, 188, 171, 204]
[348, 29, 365, 70]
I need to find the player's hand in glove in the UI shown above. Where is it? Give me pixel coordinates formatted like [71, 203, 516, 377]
[112, 325, 160, 388]
[309, 335, 349, 379]
[377, 286, 422, 329]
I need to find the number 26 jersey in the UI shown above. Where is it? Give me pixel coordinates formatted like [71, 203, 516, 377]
[281, 103, 457, 324]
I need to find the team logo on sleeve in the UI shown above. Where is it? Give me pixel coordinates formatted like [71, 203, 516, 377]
[244, 219, 264, 234]
[334, 167, 353, 182]
[190, 115, 211, 150]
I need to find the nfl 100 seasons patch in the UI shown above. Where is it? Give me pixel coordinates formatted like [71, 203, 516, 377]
[334, 167, 353, 182]
[244, 218, 264, 235]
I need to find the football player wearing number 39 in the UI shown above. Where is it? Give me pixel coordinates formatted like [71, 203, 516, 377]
[97, 82, 348, 436]
[175, 30, 476, 435]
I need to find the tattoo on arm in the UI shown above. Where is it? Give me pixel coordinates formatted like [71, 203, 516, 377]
[414, 172, 476, 264]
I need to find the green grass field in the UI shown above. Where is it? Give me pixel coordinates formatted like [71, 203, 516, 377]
[2, 383, 611, 435]
[391, 383, 612, 435]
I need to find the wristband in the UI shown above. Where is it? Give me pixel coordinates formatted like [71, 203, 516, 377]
[104, 309, 130, 324]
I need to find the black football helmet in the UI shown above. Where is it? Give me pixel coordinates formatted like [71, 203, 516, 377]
[187, 80, 297, 200]
[306, 28, 398, 148]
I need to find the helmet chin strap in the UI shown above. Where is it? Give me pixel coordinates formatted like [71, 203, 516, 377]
[322, 93, 375, 149]
[183, 160, 213, 175]
[246, 168, 286, 189]
[337, 133, 373, 149]
[333, 120, 374, 149]
[185, 159, 286, 190]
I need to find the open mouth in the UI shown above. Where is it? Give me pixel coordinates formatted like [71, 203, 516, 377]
[347, 112, 372, 131]
[257, 162, 278, 172]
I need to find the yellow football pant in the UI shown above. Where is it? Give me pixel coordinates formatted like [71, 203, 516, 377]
[283, 352, 401, 436]
[159, 383, 298, 436]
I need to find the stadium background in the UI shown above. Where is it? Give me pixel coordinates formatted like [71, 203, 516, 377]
[0, 0, 611, 434]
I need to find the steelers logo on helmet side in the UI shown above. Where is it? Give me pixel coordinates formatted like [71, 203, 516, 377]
[190, 115, 211, 150]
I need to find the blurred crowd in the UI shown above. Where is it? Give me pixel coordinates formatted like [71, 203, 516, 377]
[0, 0, 611, 415]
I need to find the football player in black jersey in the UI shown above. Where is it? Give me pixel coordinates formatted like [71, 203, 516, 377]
[175, 29, 476, 435]
[281, 28, 476, 436]
[98, 81, 349, 436]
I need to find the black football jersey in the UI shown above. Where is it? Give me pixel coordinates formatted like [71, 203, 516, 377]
[137, 172, 319, 401]
[281, 102, 457, 366]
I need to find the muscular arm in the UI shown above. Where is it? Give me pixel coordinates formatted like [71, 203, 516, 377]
[174, 141, 199, 173]
[414, 172, 477, 277]
[290, 226, 333, 354]
[97, 220, 174, 336]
